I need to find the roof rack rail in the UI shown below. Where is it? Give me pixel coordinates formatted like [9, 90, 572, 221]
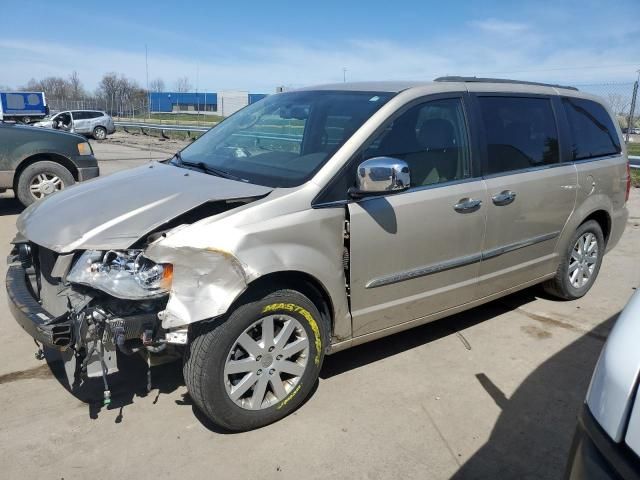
[433, 76, 579, 91]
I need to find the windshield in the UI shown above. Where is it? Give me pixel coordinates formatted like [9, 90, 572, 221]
[175, 90, 394, 187]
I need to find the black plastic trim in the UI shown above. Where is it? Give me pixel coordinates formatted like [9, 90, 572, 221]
[5, 264, 73, 350]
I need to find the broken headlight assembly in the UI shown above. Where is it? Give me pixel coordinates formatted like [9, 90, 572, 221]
[67, 250, 172, 299]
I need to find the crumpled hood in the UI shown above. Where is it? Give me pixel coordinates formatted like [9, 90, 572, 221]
[17, 162, 272, 252]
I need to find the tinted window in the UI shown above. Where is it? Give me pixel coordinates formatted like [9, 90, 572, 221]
[562, 98, 621, 160]
[72, 111, 88, 120]
[364, 97, 470, 187]
[479, 97, 559, 175]
[89, 111, 104, 119]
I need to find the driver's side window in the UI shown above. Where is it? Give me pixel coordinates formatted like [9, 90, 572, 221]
[364, 97, 471, 187]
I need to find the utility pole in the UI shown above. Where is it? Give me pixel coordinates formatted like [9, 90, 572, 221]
[145, 44, 149, 119]
[343, 67, 347, 83]
[626, 69, 639, 143]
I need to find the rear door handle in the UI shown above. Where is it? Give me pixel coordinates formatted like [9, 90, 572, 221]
[453, 198, 482, 213]
[491, 190, 516, 206]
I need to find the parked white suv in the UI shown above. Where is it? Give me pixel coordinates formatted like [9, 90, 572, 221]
[33, 110, 116, 139]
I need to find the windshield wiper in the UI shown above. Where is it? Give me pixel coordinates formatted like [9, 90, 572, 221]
[173, 152, 247, 182]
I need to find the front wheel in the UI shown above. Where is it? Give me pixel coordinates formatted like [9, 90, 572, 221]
[184, 289, 327, 431]
[543, 220, 605, 300]
[16, 161, 75, 206]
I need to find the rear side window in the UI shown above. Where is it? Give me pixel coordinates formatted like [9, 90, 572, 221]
[478, 96, 559, 175]
[89, 111, 104, 118]
[562, 98, 621, 160]
[72, 111, 87, 120]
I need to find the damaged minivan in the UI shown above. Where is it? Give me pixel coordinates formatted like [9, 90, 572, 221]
[7, 78, 630, 431]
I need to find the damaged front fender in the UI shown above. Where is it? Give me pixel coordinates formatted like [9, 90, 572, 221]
[146, 244, 255, 329]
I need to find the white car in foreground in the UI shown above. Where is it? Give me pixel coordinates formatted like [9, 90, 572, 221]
[566, 290, 640, 479]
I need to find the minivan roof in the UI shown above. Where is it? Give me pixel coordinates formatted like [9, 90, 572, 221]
[298, 78, 583, 95]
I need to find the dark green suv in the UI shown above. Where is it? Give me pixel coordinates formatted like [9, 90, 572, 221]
[0, 122, 99, 206]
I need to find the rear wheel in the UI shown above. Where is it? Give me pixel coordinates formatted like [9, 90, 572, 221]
[184, 288, 327, 431]
[93, 126, 107, 140]
[543, 220, 604, 300]
[16, 161, 75, 206]
[21, 116, 31, 124]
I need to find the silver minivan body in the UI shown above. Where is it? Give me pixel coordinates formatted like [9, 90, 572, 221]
[14, 80, 629, 349]
[7, 80, 630, 430]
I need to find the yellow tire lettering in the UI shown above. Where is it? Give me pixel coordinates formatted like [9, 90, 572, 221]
[262, 302, 323, 365]
[276, 383, 302, 410]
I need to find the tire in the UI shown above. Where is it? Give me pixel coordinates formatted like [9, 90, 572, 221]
[543, 220, 605, 300]
[16, 161, 75, 207]
[184, 288, 328, 431]
[93, 126, 107, 140]
[22, 116, 31, 124]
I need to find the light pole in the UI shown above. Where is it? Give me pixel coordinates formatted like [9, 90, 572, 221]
[343, 67, 347, 83]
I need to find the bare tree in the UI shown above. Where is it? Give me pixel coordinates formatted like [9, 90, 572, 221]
[0, 84, 11, 91]
[174, 76, 192, 93]
[96, 72, 147, 116]
[149, 78, 165, 92]
[68, 71, 85, 100]
[22, 77, 72, 103]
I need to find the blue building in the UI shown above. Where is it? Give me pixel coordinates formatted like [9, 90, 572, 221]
[149, 91, 268, 114]
[149, 92, 218, 113]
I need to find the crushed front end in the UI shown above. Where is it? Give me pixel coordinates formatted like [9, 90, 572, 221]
[6, 238, 177, 404]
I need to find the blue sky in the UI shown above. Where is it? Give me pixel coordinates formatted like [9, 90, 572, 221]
[1, 0, 638, 92]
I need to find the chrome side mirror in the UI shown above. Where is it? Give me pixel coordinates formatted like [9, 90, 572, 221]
[349, 157, 411, 198]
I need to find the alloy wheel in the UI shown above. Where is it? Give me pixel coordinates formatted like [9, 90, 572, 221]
[223, 314, 310, 410]
[568, 232, 599, 288]
[29, 173, 63, 199]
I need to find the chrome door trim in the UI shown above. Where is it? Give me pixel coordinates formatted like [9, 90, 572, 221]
[365, 253, 483, 289]
[481, 231, 560, 260]
[365, 230, 560, 289]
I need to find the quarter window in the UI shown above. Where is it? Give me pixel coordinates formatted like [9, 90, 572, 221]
[364, 97, 471, 187]
[479, 96, 559, 175]
[562, 98, 621, 160]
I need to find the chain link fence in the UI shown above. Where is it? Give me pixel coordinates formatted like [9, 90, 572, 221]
[47, 97, 147, 119]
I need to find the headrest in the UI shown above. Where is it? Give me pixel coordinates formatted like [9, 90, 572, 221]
[418, 118, 455, 150]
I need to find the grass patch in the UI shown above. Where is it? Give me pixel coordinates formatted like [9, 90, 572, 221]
[627, 143, 640, 156]
[632, 168, 640, 188]
[115, 112, 222, 125]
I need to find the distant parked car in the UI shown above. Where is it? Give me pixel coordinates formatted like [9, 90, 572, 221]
[0, 122, 99, 206]
[33, 110, 116, 140]
[566, 290, 640, 479]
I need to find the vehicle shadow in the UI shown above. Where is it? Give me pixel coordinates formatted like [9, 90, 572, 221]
[321, 289, 541, 379]
[0, 197, 23, 216]
[446, 312, 618, 479]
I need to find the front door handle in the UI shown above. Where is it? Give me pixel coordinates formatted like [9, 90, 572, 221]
[492, 190, 517, 206]
[453, 198, 482, 213]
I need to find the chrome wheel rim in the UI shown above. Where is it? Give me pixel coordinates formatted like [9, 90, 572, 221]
[29, 173, 63, 199]
[568, 232, 599, 288]
[224, 314, 309, 410]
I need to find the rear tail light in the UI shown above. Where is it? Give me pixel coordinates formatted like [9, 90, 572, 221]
[626, 160, 631, 203]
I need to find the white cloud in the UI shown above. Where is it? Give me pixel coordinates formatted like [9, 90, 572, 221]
[470, 19, 530, 35]
[0, 24, 638, 95]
